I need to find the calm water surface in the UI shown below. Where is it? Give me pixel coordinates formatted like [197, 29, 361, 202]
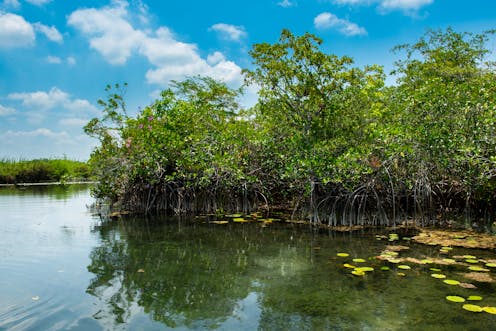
[1, 185, 495, 330]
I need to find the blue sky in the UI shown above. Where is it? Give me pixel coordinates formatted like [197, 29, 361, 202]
[0, 0, 495, 160]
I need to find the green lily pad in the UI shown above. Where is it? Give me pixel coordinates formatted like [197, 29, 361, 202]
[225, 213, 243, 218]
[467, 296, 483, 301]
[398, 265, 411, 270]
[337, 253, 349, 257]
[441, 246, 453, 251]
[431, 274, 446, 279]
[343, 263, 356, 269]
[485, 263, 496, 268]
[462, 304, 483, 312]
[352, 258, 366, 263]
[463, 255, 477, 259]
[356, 266, 374, 272]
[233, 218, 248, 223]
[388, 259, 401, 264]
[421, 259, 433, 264]
[482, 306, 496, 314]
[380, 266, 390, 271]
[443, 279, 460, 285]
[430, 268, 442, 272]
[352, 270, 365, 276]
[468, 266, 490, 272]
[446, 296, 465, 303]
[442, 258, 456, 263]
[397, 272, 406, 276]
[465, 259, 479, 264]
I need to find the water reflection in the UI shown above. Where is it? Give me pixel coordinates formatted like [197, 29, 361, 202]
[88, 218, 496, 330]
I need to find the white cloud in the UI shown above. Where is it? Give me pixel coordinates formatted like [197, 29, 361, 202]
[0, 12, 35, 48]
[1, 128, 69, 139]
[379, 0, 433, 12]
[68, 1, 244, 86]
[209, 23, 246, 42]
[59, 118, 89, 127]
[25, 0, 51, 6]
[332, 0, 433, 14]
[8, 87, 98, 115]
[46, 55, 62, 64]
[66, 56, 76, 65]
[0, 104, 16, 116]
[33, 22, 63, 43]
[314, 12, 367, 36]
[277, 0, 296, 7]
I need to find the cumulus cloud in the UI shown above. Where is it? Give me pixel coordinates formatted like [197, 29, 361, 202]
[8, 87, 97, 114]
[66, 56, 76, 65]
[2, 0, 21, 9]
[33, 22, 63, 43]
[0, 12, 35, 48]
[68, 1, 243, 86]
[314, 12, 367, 36]
[209, 23, 247, 42]
[277, 0, 296, 7]
[0, 104, 16, 116]
[332, 0, 433, 14]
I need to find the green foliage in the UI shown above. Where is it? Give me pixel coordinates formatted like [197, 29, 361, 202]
[86, 28, 496, 226]
[0, 158, 92, 184]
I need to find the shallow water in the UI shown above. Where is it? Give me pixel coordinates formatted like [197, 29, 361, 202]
[0, 185, 495, 330]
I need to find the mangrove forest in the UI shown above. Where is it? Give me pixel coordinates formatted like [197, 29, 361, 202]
[84, 28, 496, 229]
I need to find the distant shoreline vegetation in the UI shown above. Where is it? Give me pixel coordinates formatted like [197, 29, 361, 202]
[0, 158, 92, 184]
[86, 28, 496, 229]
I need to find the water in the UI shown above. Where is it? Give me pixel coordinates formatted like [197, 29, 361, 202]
[1, 185, 495, 330]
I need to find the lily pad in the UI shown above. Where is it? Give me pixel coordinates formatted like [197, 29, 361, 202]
[233, 218, 248, 223]
[468, 266, 490, 272]
[352, 270, 365, 276]
[462, 304, 483, 312]
[421, 259, 434, 264]
[443, 279, 460, 285]
[431, 274, 447, 279]
[356, 266, 374, 272]
[381, 266, 390, 271]
[485, 263, 496, 268]
[482, 306, 496, 314]
[388, 259, 401, 264]
[343, 263, 356, 269]
[463, 255, 477, 259]
[467, 296, 483, 301]
[442, 258, 456, 263]
[446, 296, 465, 303]
[398, 265, 411, 270]
[397, 272, 406, 276]
[337, 253, 349, 257]
[430, 268, 442, 272]
[225, 213, 243, 218]
[465, 259, 479, 264]
[441, 246, 453, 251]
[211, 220, 229, 225]
[352, 258, 366, 263]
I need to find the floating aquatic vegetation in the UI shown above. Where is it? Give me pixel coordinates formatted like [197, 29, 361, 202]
[337, 253, 349, 257]
[211, 220, 229, 225]
[465, 259, 479, 264]
[413, 230, 496, 249]
[385, 245, 410, 252]
[442, 258, 456, 264]
[430, 268, 442, 272]
[463, 255, 477, 259]
[356, 267, 374, 272]
[388, 259, 401, 264]
[398, 265, 411, 270]
[467, 296, 483, 301]
[462, 272, 495, 283]
[446, 296, 465, 303]
[344, 263, 356, 269]
[441, 246, 453, 251]
[443, 279, 460, 285]
[482, 306, 496, 314]
[352, 258, 366, 263]
[468, 266, 490, 272]
[458, 282, 477, 289]
[225, 213, 243, 218]
[381, 266, 390, 271]
[397, 272, 406, 277]
[352, 270, 365, 276]
[233, 218, 249, 223]
[421, 259, 434, 264]
[431, 274, 446, 279]
[462, 304, 483, 312]
[485, 263, 496, 268]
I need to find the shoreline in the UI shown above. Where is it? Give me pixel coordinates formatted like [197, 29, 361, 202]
[0, 181, 96, 187]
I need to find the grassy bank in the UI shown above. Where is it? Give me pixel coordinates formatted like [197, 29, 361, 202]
[0, 158, 92, 184]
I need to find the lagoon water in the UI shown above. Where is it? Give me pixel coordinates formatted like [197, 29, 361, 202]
[0, 185, 495, 330]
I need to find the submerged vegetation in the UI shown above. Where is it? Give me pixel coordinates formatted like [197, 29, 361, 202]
[0, 158, 92, 184]
[85, 28, 496, 228]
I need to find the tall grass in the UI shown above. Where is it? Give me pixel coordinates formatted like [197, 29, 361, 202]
[0, 158, 92, 184]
